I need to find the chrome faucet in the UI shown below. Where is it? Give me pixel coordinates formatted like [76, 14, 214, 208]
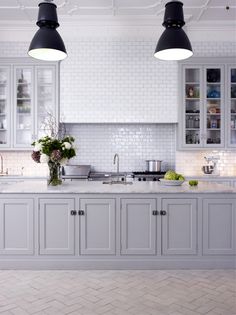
[113, 153, 119, 175]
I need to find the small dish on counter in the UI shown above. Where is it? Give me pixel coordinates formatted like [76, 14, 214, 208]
[159, 179, 185, 186]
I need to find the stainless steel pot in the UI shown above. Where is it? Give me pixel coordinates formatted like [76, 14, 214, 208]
[146, 160, 162, 172]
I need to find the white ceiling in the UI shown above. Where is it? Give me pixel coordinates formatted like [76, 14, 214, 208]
[0, 0, 235, 23]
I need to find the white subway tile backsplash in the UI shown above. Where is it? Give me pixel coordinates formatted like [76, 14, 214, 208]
[66, 123, 176, 172]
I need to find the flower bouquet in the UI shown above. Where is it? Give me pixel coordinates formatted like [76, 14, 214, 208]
[32, 136, 76, 186]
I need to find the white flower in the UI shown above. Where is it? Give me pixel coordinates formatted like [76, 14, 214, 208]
[33, 142, 42, 152]
[40, 153, 49, 163]
[63, 142, 71, 150]
[60, 158, 68, 166]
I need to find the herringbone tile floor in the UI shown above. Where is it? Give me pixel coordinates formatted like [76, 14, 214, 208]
[0, 270, 235, 315]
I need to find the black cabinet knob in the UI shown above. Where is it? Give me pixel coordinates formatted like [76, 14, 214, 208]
[160, 210, 167, 216]
[78, 210, 85, 216]
[152, 210, 159, 216]
[70, 210, 77, 216]
[143, 178, 146, 181]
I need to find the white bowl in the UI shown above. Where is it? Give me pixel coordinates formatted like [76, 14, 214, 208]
[159, 179, 184, 186]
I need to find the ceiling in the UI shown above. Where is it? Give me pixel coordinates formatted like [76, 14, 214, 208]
[0, 0, 235, 24]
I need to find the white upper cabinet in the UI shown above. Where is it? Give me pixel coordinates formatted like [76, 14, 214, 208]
[228, 65, 236, 147]
[0, 66, 10, 148]
[0, 59, 58, 150]
[179, 58, 235, 150]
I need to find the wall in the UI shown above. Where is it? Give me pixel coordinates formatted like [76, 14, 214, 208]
[0, 40, 236, 176]
[60, 40, 178, 123]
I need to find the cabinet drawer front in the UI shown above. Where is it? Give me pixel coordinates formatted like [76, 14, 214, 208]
[39, 198, 75, 255]
[0, 199, 34, 255]
[203, 199, 236, 255]
[121, 198, 157, 255]
[162, 199, 197, 255]
[80, 198, 116, 255]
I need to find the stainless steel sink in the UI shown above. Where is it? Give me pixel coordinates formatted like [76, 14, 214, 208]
[103, 180, 133, 185]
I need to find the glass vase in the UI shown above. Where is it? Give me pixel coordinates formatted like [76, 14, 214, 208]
[47, 162, 62, 186]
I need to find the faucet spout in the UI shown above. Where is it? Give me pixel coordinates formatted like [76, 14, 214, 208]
[113, 153, 119, 175]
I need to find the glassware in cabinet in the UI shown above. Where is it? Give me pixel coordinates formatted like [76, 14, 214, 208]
[184, 68, 201, 146]
[36, 67, 56, 138]
[0, 67, 10, 146]
[14, 67, 33, 147]
[229, 68, 236, 145]
[205, 67, 223, 146]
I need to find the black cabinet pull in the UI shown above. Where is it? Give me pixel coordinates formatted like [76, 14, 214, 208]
[152, 210, 159, 216]
[70, 210, 77, 216]
[78, 210, 85, 216]
[160, 210, 167, 216]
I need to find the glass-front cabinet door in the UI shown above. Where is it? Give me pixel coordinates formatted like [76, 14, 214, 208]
[182, 64, 224, 149]
[229, 66, 236, 146]
[204, 66, 224, 147]
[36, 66, 57, 139]
[184, 67, 202, 147]
[0, 66, 10, 147]
[14, 67, 34, 148]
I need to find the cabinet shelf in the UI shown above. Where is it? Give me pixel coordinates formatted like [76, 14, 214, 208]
[185, 98, 200, 101]
[207, 113, 221, 116]
[186, 128, 200, 131]
[207, 128, 221, 131]
[185, 113, 200, 115]
[207, 82, 221, 85]
[17, 82, 31, 86]
[206, 98, 221, 100]
[185, 82, 200, 85]
[0, 129, 6, 131]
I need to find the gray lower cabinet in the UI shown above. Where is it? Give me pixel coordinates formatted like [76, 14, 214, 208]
[0, 199, 34, 255]
[39, 198, 75, 255]
[203, 198, 236, 255]
[162, 199, 198, 255]
[120, 198, 157, 255]
[79, 198, 116, 255]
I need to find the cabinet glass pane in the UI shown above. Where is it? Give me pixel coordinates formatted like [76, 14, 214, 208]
[37, 68, 54, 138]
[184, 68, 201, 145]
[15, 68, 32, 146]
[230, 68, 236, 144]
[0, 68, 8, 145]
[206, 68, 222, 145]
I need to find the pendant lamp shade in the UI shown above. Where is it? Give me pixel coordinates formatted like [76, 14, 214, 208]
[154, 1, 193, 61]
[28, 1, 67, 61]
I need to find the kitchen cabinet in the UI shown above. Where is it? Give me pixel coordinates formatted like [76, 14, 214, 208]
[227, 65, 236, 147]
[120, 198, 157, 255]
[179, 57, 235, 150]
[0, 66, 10, 147]
[0, 58, 58, 150]
[79, 198, 116, 255]
[0, 198, 34, 255]
[162, 198, 197, 255]
[0, 191, 235, 269]
[203, 198, 236, 255]
[39, 198, 75, 255]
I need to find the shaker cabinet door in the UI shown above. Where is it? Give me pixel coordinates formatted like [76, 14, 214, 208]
[203, 199, 236, 255]
[79, 198, 116, 255]
[39, 198, 75, 255]
[120, 198, 157, 255]
[161, 198, 197, 255]
[0, 199, 34, 255]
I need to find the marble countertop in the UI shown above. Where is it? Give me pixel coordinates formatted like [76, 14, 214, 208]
[0, 180, 235, 194]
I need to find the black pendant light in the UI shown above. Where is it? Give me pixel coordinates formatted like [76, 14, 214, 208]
[154, 1, 193, 61]
[28, 0, 67, 61]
